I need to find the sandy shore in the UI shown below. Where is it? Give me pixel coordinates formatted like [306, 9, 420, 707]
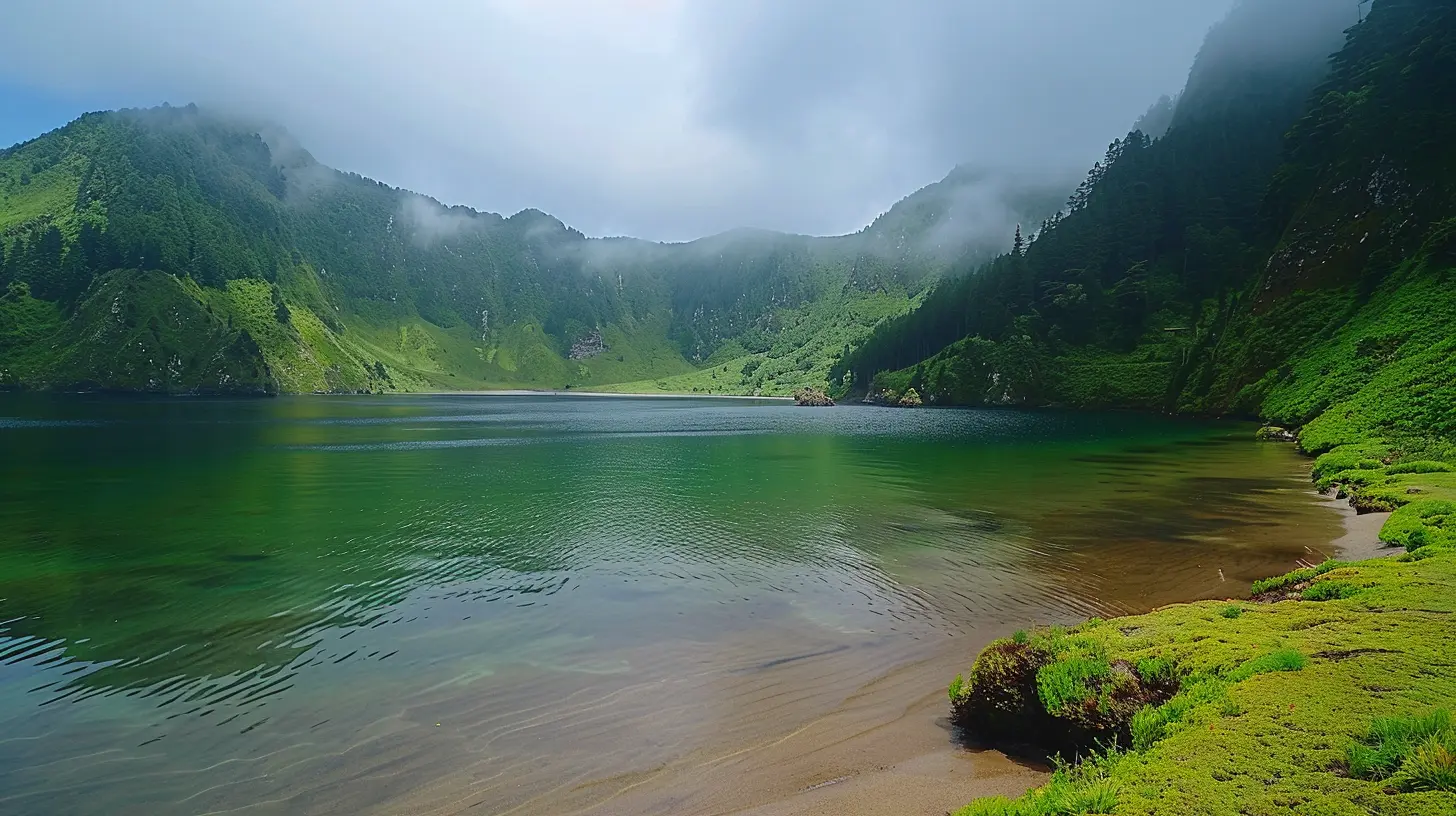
[560, 649, 1049, 816]
[563, 486, 1395, 816]
[1313, 491, 1397, 562]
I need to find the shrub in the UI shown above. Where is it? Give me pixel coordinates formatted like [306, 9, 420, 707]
[1134, 657, 1177, 686]
[1130, 678, 1229, 751]
[948, 674, 965, 703]
[1220, 604, 1244, 619]
[1038, 655, 1113, 715]
[953, 630, 1179, 756]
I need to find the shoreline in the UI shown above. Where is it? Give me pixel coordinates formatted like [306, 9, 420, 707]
[940, 441, 1456, 816]
[412, 389, 795, 401]
[545, 476, 1379, 816]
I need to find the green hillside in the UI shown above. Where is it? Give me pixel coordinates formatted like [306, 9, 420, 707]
[0, 107, 1061, 395]
[825, 2, 1456, 812]
[834, 0, 1456, 460]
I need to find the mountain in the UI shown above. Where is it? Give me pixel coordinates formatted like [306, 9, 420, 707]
[0, 106, 1062, 395]
[834, 0, 1456, 452]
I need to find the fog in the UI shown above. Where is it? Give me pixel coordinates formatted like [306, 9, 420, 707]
[0, 1, 1237, 241]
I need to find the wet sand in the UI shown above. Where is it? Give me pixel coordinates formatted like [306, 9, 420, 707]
[1316, 492, 1397, 562]
[542, 487, 1394, 816]
[561, 650, 1046, 816]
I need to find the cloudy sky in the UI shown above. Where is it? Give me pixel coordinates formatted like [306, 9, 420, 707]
[0, 1, 1231, 241]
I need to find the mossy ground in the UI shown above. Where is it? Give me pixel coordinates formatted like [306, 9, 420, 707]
[952, 447, 1456, 816]
[953, 544, 1456, 815]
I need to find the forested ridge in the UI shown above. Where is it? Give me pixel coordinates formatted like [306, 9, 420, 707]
[836, 0, 1456, 452]
[0, 104, 1059, 395]
[918, 4, 1456, 813]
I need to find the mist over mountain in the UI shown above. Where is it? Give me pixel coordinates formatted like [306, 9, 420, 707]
[837, 0, 1456, 456]
[0, 101, 1066, 395]
[6, 0, 1444, 428]
[0, 1, 1229, 242]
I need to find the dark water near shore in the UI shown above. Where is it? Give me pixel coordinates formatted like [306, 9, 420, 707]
[0, 395, 1339, 814]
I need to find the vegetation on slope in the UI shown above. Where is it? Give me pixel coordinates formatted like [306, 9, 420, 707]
[833, 0, 1456, 440]
[932, 2, 1456, 812]
[0, 105, 1062, 394]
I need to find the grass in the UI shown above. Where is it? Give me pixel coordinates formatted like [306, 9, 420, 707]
[958, 751, 1124, 816]
[1348, 710, 1456, 792]
[603, 290, 911, 397]
[951, 546, 1456, 814]
[1248, 560, 1340, 595]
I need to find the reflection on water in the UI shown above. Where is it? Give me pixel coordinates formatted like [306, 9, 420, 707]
[0, 395, 1338, 814]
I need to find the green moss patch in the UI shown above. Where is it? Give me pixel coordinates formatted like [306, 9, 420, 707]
[952, 549, 1456, 814]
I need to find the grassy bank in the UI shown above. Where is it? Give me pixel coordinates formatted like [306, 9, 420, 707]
[950, 438, 1456, 815]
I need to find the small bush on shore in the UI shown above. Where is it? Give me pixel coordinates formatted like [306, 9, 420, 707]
[1130, 677, 1230, 751]
[1219, 604, 1244, 619]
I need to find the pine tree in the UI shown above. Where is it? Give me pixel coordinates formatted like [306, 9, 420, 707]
[1012, 224, 1025, 257]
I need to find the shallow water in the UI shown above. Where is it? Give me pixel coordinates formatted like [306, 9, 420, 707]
[0, 395, 1339, 814]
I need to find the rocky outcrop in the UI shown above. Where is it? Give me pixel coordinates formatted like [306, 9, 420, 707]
[1255, 425, 1297, 442]
[794, 387, 835, 407]
[568, 329, 607, 360]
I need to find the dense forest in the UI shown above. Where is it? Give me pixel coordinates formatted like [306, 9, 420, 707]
[0, 106, 1061, 395]
[835, 0, 1456, 452]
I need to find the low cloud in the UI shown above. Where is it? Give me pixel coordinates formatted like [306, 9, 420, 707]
[0, 1, 1233, 241]
[397, 194, 478, 247]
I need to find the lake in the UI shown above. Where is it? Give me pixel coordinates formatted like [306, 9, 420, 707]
[0, 395, 1342, 814]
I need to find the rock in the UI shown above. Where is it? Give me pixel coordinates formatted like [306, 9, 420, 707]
[568, 329, 607, 360]
[794, 387, 835, 407]
[1255, 425, 1298, 442]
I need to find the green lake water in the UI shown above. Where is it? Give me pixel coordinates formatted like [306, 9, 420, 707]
[0, 395, 1341, 814]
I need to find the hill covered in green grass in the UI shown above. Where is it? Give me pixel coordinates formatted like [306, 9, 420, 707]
[0, 106, 1063, 395]
[887, 2, 1456, 811]
[834, 0, 1456, 457]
